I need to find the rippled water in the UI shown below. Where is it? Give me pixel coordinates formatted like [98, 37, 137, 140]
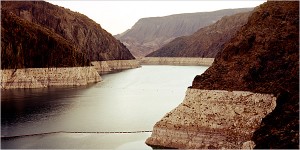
[1, 65, 208, 149]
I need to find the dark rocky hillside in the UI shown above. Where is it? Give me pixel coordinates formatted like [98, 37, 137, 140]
[2, 1, 135, 61]
[116, 8, 253, 57]
[147, 11, 251, 57]
[192, 1, 299, 148]
[1, 11, 89, 69]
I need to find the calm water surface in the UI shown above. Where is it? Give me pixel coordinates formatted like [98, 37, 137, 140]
[1, 65, 208, 149]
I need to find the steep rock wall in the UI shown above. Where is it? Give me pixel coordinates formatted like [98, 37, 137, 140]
[146, 89, 276, 149]
[1, 67, 101, 89]
[147, 1, 299, 149]
[191, 1, 299, 148]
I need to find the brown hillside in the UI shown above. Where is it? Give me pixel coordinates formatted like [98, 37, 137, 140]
[192, 1, 299, 148]
[1, 11, 89, 69]
[2, 1, 135, 61]
[147, 11, 251, 57]
[116, 8, 253, 57]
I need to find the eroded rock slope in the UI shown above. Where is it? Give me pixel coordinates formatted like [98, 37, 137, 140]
[1, 11, 88, 69]
[192, 1, 299, 148]
[116, 8, 252, 57]
[2, 1, 135, 61]
[146, 1, 299, 149]
[147, 11, 251, 57]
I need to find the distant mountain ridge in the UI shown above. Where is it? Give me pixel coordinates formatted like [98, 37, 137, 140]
[147, 11, 252, 57]
[116, 8, 253, 57]
[2, 1, 135, 61]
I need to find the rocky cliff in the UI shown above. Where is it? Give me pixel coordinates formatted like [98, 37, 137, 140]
[91, 60, 141, 73]
[146, 1, 299, 149]
[2, 1, 135, 61]
[1, 67, 101, 89]
[146, 89, 276, 149]
[116, 8, 253, 57]
[147, 11, 251, 57]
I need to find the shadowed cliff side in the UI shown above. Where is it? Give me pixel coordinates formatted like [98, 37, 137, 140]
[192, 1, 299, 148]
[146, 11, 251, 57]
[1, 11, 89, 69]
[2, 1, 135, 61]
[116, 8, 253, 57]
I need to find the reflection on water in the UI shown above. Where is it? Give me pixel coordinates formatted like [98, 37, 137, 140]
[1, 65, 208, 149]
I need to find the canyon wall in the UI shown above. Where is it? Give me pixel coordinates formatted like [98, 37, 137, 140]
[116, 8, 253, 57]
[146, 11, 251, 58]
[1, 67, 101, 89]
[139, 57, 214, 66]
[146, 89, 276, 149]
[91, 60, 141, 73]
[146, 1, 298, 149]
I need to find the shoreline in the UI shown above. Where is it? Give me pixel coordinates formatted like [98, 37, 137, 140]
[1, 58, 212, 89]
[91, 60, 141, 74]
[138, 57, 214, 66]
[146, 88, 276, 149]
[0, 67, 101, 89]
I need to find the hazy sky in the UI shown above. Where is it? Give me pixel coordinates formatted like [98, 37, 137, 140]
[47, 1, 266, 35]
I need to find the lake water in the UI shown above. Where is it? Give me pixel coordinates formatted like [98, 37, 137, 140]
[1, 65, 208, 149]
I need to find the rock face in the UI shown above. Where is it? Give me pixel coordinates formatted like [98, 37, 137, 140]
[91, 60, 141, 73]
[1, 11, 89, 69]
[139, 57, 214, 66]
[146, 1, 299, 149]
[146, 89, 276, 149]
[2, 1, 135, 61]
[147, 11, 251, 57]
[192, 1, 299, 148]
[1, 67, 101, 89]
[116, 8, 253, 57]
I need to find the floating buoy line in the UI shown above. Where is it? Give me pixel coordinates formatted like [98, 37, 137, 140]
[1, 130, 152, 139]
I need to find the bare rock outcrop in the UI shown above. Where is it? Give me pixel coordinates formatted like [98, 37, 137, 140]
[91, 60, 141, 73]
[192, 2, 299, 148]
[146, 89, 276, 149]
[1, 67, 101, 89]
[116, 8, 253, 57]
[146, 1, 299, 149]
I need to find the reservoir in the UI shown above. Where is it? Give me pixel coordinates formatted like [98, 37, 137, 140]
[1, 65, 208, 149]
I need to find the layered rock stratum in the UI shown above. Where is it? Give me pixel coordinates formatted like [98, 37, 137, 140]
[1, 67, 101, 89]
[2, 1, 135, 61]
[146, 1, 299, 149]
[91, 60, 141, 73]
[147, 11, 251, 57]
[139, 57, 214, 66]
[146, 89, 276, 149]
[116, 8, 253, 57]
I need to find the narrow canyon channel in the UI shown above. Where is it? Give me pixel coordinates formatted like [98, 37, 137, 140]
[1, 65, 208, 149]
